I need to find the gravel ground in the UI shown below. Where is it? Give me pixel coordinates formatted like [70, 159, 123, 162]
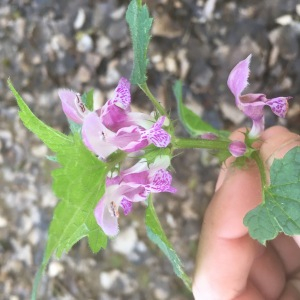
[1, 0, 300, 299]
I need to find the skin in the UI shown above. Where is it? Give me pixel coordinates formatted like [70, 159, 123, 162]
[193, 126, 300, 300]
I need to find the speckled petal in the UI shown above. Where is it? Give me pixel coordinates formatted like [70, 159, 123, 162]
[266, 97, 290, 118]
[111, 77, 131, 109]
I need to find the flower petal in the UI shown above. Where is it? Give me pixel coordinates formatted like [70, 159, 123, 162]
[143, 117, 171, 148]
[58, 89, 89, 124]
[148, 169, 176, 193]
[111, 77, 131, 109]
[227, 55, 252, 100]
[109, 125, 148, 152]
[82, 112, 117, 159]
[266, 97, 290, 118]
[249, 117, 265, 138]
[94, 195, 119, 236]
[120, 198, 133, 215]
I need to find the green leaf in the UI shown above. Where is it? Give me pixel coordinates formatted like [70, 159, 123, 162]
[244, 146, 300, 245]
[8, 79, 72, 152]
[32, 134, 108, 299]
[145, 196, 192, 291]
[173, 80, 228, 137]
[82, 89, 94, 111]
[126, 0, 153, 85]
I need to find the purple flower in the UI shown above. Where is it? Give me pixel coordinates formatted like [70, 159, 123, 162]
[228, 140, 247, 157]
[227, 55, 291, 137]
[58, 89, 90, 124]
[82, 78, 171, 159]
[94, 156, 176, 236]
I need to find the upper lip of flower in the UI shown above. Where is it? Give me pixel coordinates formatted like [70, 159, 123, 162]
[227, 54, 291, 137]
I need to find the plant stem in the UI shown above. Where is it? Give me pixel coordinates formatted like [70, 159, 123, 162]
[252, 151, 267, 202]
[139, 83, 167, 116]
[173, 137, 230, 150]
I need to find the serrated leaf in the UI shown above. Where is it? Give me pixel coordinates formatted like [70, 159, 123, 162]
[8, 79, 72, 152]
[244, 146, 300, 245]
[32, 135, 108, 299]
[47, 134, 108, 258]
[145, 196, 192, 291]
[173, 80, 228, 137]
[126, 0, 153, 85]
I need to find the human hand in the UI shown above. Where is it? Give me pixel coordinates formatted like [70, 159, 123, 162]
[193, 126, 300, 300]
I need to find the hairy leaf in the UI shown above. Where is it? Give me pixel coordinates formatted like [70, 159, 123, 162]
[126, 0, 153, 85]
[9, 80, 108, 298]
[8, 79, 72, 152]
[145, 196, 192, 291]
[244, 147, 300, 245]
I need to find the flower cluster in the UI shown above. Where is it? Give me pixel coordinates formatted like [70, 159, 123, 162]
[227, 55, 291, 138]
[58, 78, 175, 236]
[59, 78, 170, 160]
[95, 156, 176, 236]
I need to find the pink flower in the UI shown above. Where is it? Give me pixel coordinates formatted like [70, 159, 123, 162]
[58, 89, 90, 124]
[227, 55, 291, 137]
[94, 156, 176, 236]
[82, 78, 171, 159]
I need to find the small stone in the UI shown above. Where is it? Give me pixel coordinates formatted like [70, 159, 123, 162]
[75, 66, 91, 83]
[111, 226, 138, 256]
[107, 20, 128, 42]
[48, 261, 64, 278]
[100, 270, 137, 294]
[297, 4, 300, 16]
[96, 35, 113, 58]
[31, 144, 48, 157]
[77, 34, 93, 53]
[0, 216, 8, 228]
[73, 8, 86, 30]
[110, 5, 126, 20]
[276, 14, 293, 26]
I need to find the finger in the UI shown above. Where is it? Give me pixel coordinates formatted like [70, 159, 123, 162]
[193, 160, 263, 299]
[260, 126, 300, 169]
[260, 126, 300, 248]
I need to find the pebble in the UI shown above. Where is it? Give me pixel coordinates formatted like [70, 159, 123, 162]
[0, 216, 8, 228]
[76, 34, 93, 53]
[31, 144, 48, 157]
[75, 65, 91, 83]
[96, 35, 113, 57]
[73, 8, 86, 30]
[48, 261, 64, 278]
[100, 269, 137, 294]
[111, 226, 138, 256]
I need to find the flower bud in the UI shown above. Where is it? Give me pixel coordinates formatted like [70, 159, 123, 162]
[228, 140, 247, 157]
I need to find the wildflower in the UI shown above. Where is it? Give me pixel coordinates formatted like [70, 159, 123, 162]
[227, 55, 291, 137]
[82, 78, 171, 159]
[94, 156, 176, 236]
[228, 140, 247, 157]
